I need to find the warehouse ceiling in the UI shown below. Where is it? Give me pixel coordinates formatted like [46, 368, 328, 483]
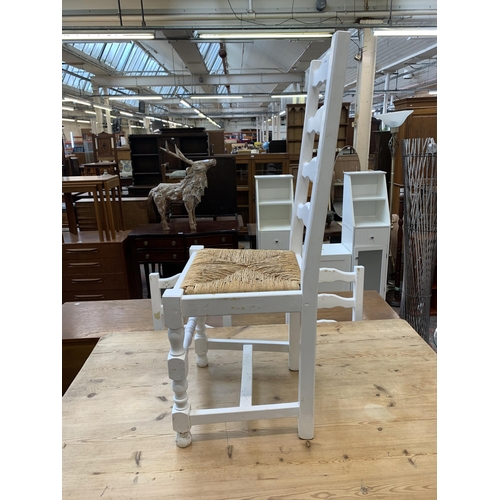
[62, 0, 437, 129]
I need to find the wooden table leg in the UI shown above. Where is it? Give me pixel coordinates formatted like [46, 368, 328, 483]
[64, 193, 78, 235]
[91, 188, 105, 242]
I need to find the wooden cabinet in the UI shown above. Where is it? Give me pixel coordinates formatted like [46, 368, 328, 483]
[62, 231, 131, 303]
[285, 102, 350, 163]
[255, 175, 294, 250]
[128, 129, 209, 196]
[341, 171, 390, 298]
[392, 97, 437, 207]
[234, 153, 291, 227]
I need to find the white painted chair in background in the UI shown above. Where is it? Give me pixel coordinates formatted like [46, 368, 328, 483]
[161, 31, 351, 447]
[316, 266, 365, 323]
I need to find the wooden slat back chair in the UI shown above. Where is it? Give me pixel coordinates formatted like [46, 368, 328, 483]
[162, 31, 351, 448]
[317, 266, 365, 323]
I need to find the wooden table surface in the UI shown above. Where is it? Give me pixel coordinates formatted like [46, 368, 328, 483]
[62, 319, 437, 499]
[62, 291, 400, 395]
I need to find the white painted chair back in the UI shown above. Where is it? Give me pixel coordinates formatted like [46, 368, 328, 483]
[317, 265, 365, 322]
[161, 31, 351, 448]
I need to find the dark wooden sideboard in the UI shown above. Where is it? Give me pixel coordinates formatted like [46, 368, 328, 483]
[62, 230, 131, 302]
[126, 218, 240, 298]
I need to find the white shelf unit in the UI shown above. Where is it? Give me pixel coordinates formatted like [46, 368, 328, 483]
[341, 171, 390, 298]
[255, 174, 294, 249]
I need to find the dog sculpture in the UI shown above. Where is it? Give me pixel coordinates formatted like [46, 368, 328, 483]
[147, 145, 216, 233]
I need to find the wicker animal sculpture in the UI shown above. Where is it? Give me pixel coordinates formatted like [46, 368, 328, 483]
[147, 145, 216, 233]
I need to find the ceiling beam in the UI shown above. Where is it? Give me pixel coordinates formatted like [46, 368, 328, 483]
[91, 72, 304, 88]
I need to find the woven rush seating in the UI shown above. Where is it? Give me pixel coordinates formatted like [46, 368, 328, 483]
[181, 248, 301, 294]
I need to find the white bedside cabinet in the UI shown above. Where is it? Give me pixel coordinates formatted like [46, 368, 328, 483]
[341, 171, 390, 298]
[255, 174, 294, 250]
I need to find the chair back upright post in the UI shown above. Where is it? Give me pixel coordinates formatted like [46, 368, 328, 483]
[288, 31, 351, 437]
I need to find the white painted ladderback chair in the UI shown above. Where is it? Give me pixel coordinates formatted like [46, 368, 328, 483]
[161, 31, 351, 448]
[317, 265, 365, 322]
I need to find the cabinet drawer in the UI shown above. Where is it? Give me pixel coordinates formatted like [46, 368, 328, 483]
[63, 257, 125, 275]
[258, 231, 290, 250]
[354, 228, 389, 247]
[62, 288, 130, 303]
[185, 233, 236, 247]
[134, 249, 187, 263]
[62, 273, 128, 292]
[63, 243, 122, 261]
[130, 236, 184, 250]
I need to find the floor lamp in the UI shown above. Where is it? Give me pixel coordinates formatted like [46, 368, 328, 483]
[377, 110, 414, 216]
[377, 110, 413, 306]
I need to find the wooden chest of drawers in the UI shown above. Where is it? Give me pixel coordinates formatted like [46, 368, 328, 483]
[62, 231, 131, 302]
[126, 219, 239, 298]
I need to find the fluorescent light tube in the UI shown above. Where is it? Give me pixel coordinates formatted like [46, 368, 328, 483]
[189, 95, 243, 99]
[85, 110, 97, 115]
[93, 104, 113, 111]
[179, 99, 191, 108]
[119, 111, 134, 117]
[62, 106, 74, 111]
[63, 97, 92, 106]
[62, 33, 154, 40]
[199, 32, 331, 39]
[108, 95, 162, 100]
[271, 94, 307, 99]
[373, 29, 437, 37]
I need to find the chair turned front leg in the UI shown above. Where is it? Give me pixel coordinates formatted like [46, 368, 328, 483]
[164, 290, 192, 447]
[167, 325, 192, 448]
[194, 317, 208, 367]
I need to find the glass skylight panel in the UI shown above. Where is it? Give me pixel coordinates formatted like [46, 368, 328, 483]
[198, 42, 223, 74]
[62, 64, 93, 93]
[101, 43, 133, 71]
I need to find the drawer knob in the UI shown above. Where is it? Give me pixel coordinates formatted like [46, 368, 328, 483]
[221, 237, 226, 243]
[193, 239, 198, 245]
[144, 240, 149, 246]
[172, 254, 177, 259]
[171, 241, 176, 246]
[370, 236, 374, 239]
[145, 254, 150, 259]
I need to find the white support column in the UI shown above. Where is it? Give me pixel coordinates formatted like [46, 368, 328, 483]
[353, 28, 377, 171]
[94, 109, 103, 133]
[382, 73, 390, 114]
[102, 87, 112, 133]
